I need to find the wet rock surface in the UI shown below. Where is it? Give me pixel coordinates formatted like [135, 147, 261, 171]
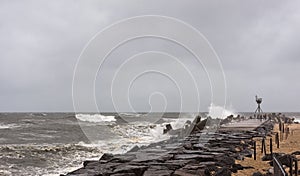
[63, 120, 274, 176]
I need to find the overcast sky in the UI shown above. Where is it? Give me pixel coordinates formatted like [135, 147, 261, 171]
[1, 0, 300, 112]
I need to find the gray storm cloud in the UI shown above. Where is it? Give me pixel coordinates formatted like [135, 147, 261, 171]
[0, 0, 299, 112]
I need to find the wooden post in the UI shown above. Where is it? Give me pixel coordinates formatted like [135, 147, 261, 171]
[279, 122, 282, 131]
[276, 133, 280, 148]
[270, 138, 273, 155]
[290, 157, 293, 176]
[263, 138, 267, 155]
[254, 141, 257, 160]
[295, 158, 298, 176]
[261, 138, 264, 154]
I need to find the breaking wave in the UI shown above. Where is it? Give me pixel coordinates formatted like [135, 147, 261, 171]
[208, 104, 236, 119]
[75, 114, 116, 123]
[0, 113, 196, 176]
[0, 143, 103, 176]
[0, 123, 20, 129]
[293, 116, 300, 123]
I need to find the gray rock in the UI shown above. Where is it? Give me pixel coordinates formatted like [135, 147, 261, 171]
[112, 154, 136, 163]
[292, 151, 300, 155]
[215, 167, 231, 176]
[82, 160, 98, 167]
[113, 165, 148, 175]
[252, 171, 263, 176]
[174, 154, 214, 162]
[240, 149, 253, 158]
[143, 166, 173, 176]
[163, 124, 173, 134]
[127, 145, 140, 153]
[216, 156, 235, 166]
[173, 169, 198, 176]
[261, 154, 273, 161]
[268, 167, 274, 174]
[278, 154, 293, 167]
[100, 153, 114, 161]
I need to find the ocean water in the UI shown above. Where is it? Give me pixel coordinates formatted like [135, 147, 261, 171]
[0, 111, 299, 176]
[0, 112, 199, 176]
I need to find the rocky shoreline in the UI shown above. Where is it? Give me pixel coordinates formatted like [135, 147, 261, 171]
[62, 114, 284, 176]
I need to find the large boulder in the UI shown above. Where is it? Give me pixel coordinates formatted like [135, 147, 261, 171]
[291, 151, 300, 155]
[163, 124, 173, 134]
[191, 118, 208, 133]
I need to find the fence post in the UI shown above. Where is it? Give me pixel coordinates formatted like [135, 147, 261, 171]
[261, 138, 264, 154]
[254, 141, 256, 160]
[279, 122, 282, 131]
[276, 132, 280, 148]
[285, 127, 290, 140]
[270, 138, 273, 155]
[290, 157, 293, 176]
[263, 138, 267, 155]
[295, 158, 298, 176]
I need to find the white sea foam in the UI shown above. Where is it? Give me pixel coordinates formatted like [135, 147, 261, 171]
[75, 114, 116, 123]
[166, 118, 193, 130]
[119, 112, 142, 117]
[208, 104, 236, 119]
[78, 120, 171, 155]
[0, 170, 11, 176]
[293, 117, 300, 123]
[111, 121, 169, 144]
[0, 143, 104, 176]
[0, 123, 20, 129]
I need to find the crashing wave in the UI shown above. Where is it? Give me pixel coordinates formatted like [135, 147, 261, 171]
[75, 114, 116, 123]
[208, 104, 236, 119]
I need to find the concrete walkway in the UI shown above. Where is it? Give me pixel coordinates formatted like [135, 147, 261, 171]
[219, 119, 267, 131]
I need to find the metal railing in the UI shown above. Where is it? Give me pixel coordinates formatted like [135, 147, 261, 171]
[273, 155, 288, 176]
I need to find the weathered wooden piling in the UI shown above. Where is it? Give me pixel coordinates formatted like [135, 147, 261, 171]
[270, 137, 273, 154]
[279, 122, 282, 131]
[285, 127, 289, 140]
[261, 138, 264, 154]
[290, 157, 293, 176]
[261, 137, 267, 155]
[253, 141, 257, 160]
[275, 132, 280, 148]
[295, 158, 298, 176]
[263, 138, 267, 155]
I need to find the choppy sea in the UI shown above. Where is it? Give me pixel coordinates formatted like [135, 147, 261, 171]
[0, 112, 200, 176]
[0, 112, 299, 176]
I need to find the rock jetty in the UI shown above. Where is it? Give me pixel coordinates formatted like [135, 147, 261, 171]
[63, 115, 276, 176]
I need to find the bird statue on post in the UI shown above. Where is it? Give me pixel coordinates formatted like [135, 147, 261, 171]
[254, 95, 263, 118]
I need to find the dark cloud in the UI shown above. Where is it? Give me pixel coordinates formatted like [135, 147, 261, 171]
[1, 0, 300, 112]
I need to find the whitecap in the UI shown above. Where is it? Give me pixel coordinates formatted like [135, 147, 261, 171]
[0, 123, 20, 129]
[75, 114, 116, 123]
